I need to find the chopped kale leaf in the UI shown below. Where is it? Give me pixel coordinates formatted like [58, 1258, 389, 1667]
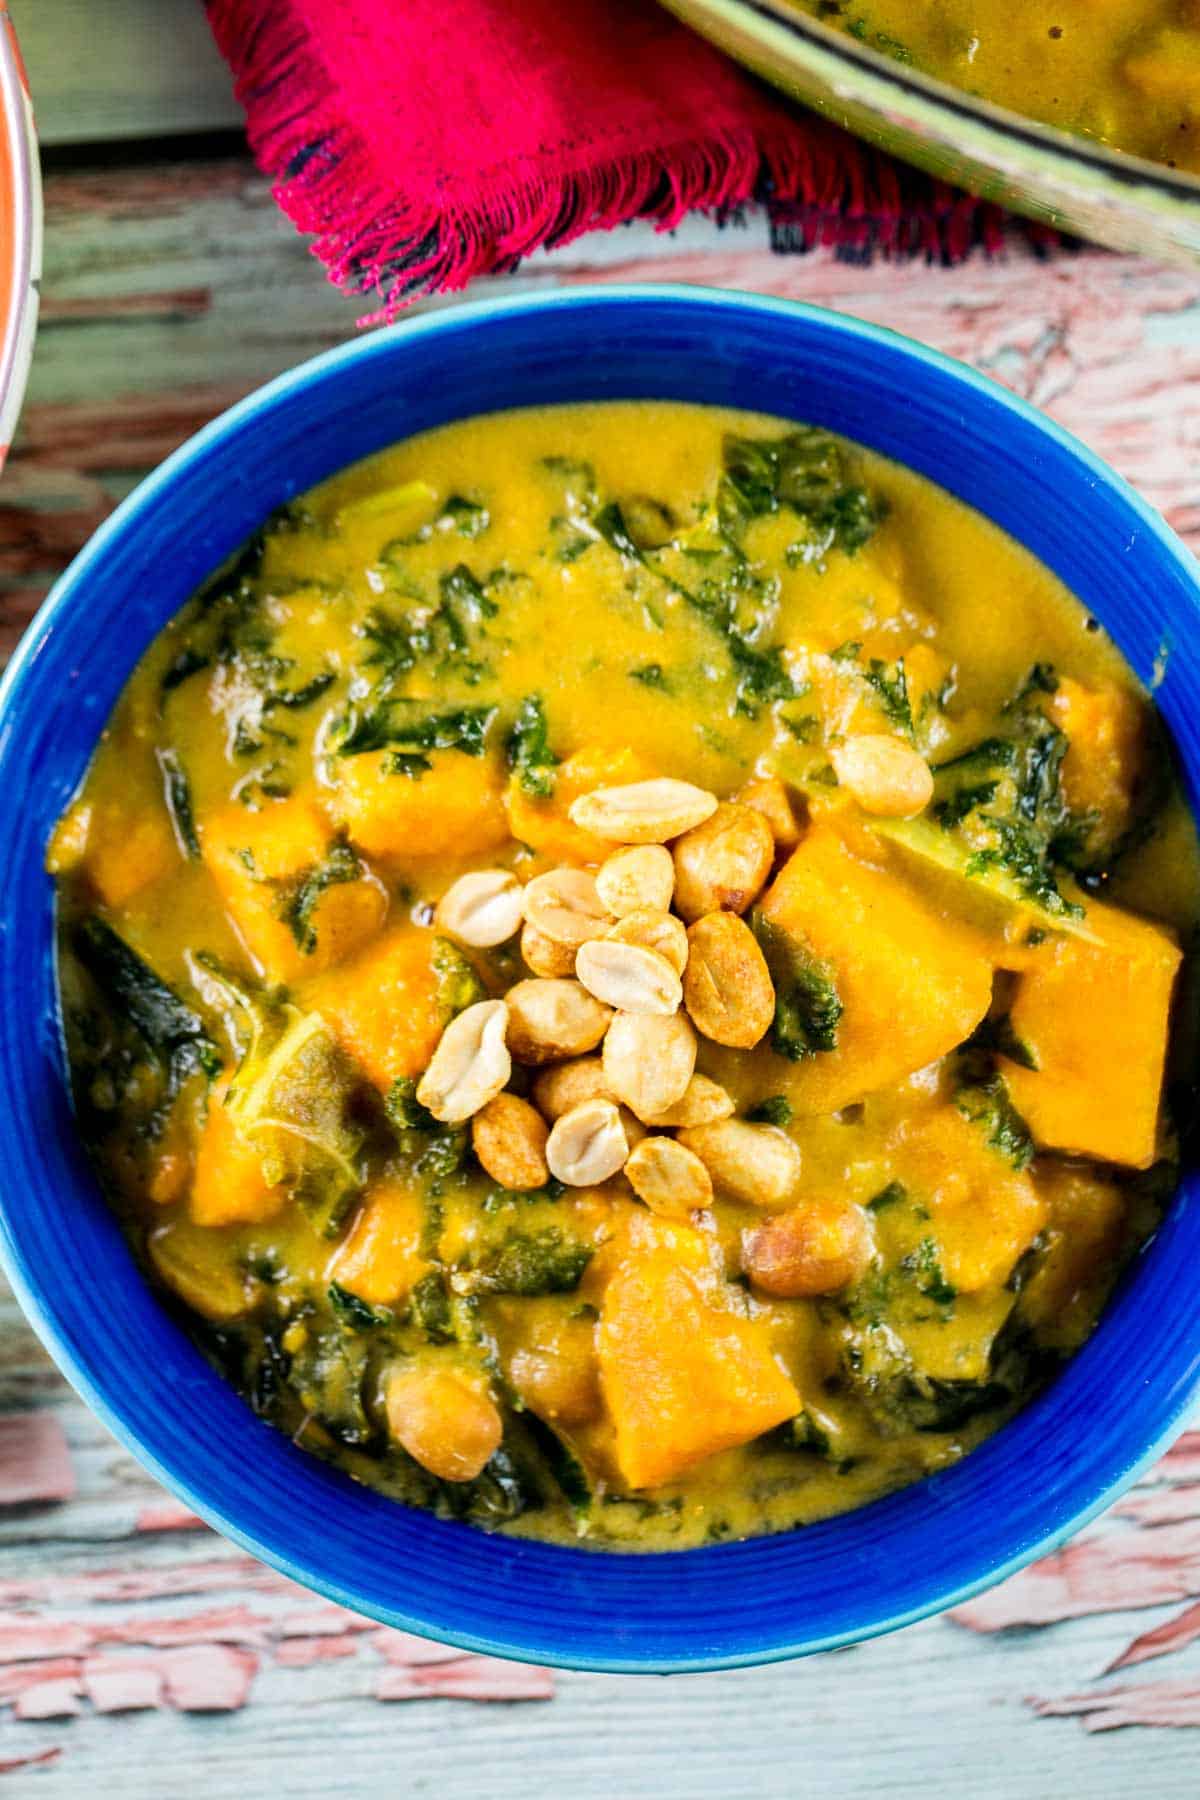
[956, 1069, 1035, 1170]
[507, 693, 558, 798]
[280, 844, 364, 955]
[328, 1283, 392, 1331]
[156, 747, 200, 860]
[335, 700, 496, 759]
[753, 912, 843, 1060]
[747, 1095, 794, 1126]
[74, 918, 222, 1096]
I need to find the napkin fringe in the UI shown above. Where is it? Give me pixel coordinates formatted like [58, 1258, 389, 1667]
[208, 0, 1028, 317]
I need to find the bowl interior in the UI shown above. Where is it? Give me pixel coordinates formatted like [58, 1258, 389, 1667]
[2, 288, 1199, 1672]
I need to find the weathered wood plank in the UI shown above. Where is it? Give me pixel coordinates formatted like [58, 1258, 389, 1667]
[12, 0, 242, 146]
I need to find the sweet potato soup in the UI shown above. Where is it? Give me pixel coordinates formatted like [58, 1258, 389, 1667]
[795, 0, 1200, 172]
[49, 402, 1198, 1550]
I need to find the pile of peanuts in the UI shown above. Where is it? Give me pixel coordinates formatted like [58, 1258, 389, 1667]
[415, 774, 808, 1218]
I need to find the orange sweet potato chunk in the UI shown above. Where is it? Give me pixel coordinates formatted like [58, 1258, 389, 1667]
[888, 1105, 1046, 1293]
[190, 1088, 286, 1228]
[1049, 676, 1145, 855]
[316, 927, 447, 1092]
[201, 797, 386, 983]
[331, 749, 508, 864]
[758, 822, 993, 1114]
[597, 1251, 800, 1488]
[326, 1179, 429, 1306]
[505, 745, 651, 865]
[1002, 897, 1181, 1170]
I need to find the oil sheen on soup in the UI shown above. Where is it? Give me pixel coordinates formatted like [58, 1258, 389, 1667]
[50, 402, 1198, 1551]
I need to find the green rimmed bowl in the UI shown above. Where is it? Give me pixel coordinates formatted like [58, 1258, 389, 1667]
[660, 0, 1200, 260]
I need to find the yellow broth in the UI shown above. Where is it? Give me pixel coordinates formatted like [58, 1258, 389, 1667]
[793, 0, 1200, 173]
[49, 402, 1197, 1550]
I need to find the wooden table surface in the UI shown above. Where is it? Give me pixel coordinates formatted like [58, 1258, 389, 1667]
[5, 2, 1200, 1792]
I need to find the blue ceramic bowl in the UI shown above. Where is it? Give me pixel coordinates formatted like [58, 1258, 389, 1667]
[1, 287, 1198, 1673]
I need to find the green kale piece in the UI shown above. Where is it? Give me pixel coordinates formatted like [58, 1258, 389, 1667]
[718, 428, 883, 556]
[900, 1237, 957, 1308]
[280, 844, 364, 955]
[955, 1069, 1035, 1170]
[867, 1180, 907, 1213]
[431, 936, 486, 1016]
[74, 919, 222, 1096]
[471, 1228, 593, 1297]
[385, 1076, 439, 1134]
[407, 1271, 456, 1342]
[439, 495, 490, 539]
[747, 1095, 794, 1126]
[754, 912, 843, 1061]
[328, 1283, 392, 1331]
[335, 699, 496, 760]
[156, 747, 200, 860]
[507, 693, 558, 798]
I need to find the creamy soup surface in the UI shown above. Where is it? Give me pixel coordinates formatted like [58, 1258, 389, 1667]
[50, 402, 1198, 1550]
[792, 0, 1200, 173]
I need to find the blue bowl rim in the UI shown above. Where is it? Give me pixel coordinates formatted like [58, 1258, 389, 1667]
[1, 282, 1198, 1674]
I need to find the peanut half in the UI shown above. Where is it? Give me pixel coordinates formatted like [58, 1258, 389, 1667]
[532, 1055, 616, 1120]
[605, 907, 689, 977]
[435, 868, 525, 947]
[575, 939, 682, 1016]
[546, 1097, 630, 1186]
[522, 867, 610, 948]
[640, 1072, 735, 1129]
[595, 844, 675, 917]
[625, 1135, 713, 1218]
[416, 999, 511, 1123]
[505, 978, 613, 1065]
[677, 1119, 801, 1208]
[520, 920, 577, 978]
[672, 801, 775, 921]
[603, 1010, 697, 1120]
[568, 778, 718, 845]
[682, 911, 774, 1048]
[471, 1092, 550, 1191]
[829, 734, 933, 819]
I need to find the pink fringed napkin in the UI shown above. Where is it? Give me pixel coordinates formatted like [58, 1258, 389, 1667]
[207, 0, 1041, 316]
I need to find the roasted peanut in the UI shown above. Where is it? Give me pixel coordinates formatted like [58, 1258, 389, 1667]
[672, 801, 775, 921]
[829, 734, 933, 818]
[739, 776, 801, 849]
[546, 1097, 629, 1186]
[677, 1119, 801, 1207]
[568, 778, 718, 844]
[385, 1365, 502, 1482]
[640, 1072, 736, 1128]
[505, 979, 613, 1065]
[522, 867, 610, 947]
[682, 912, 775, 1048]
[532, 1055, 616, 1120]
[603, 1010, 697, 1120]
[605, 906, 689, 976]
[742, 1199, 872, 1297]
[575, 939, 682, 1016]
[416, 999, 511, 1123]
[471, 1092, 550, 1190]
[595, 844, 675, 917]
[625, 1135, 714, 1218]
[520, 920, 577, 978]
[435, 868, 524, 947]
